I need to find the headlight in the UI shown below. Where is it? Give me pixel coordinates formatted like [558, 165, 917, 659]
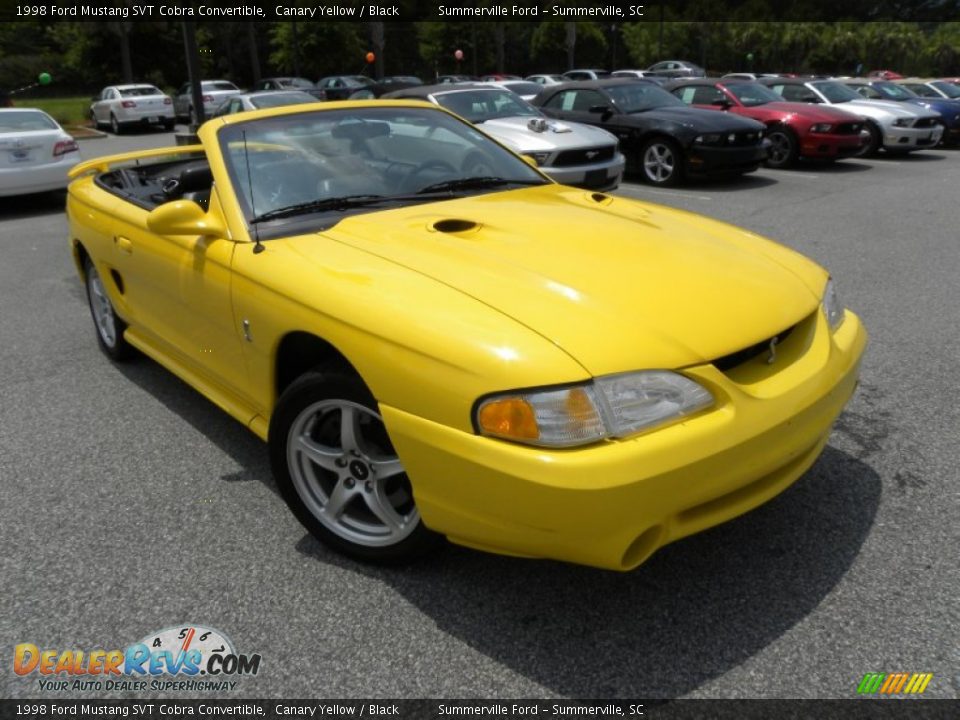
[892, 118, 912, 127]
[476, 371, 714, 448]
[823, 278, 845, 331]
[694, 133, 722, 145]
[524, 151, 551, 165]
[810, 123, 833, 133]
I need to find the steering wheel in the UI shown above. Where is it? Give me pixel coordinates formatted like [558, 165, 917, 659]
[405, 159, 457, 189]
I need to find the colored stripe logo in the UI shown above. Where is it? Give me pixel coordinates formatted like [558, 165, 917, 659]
[857, 672, 933, 694]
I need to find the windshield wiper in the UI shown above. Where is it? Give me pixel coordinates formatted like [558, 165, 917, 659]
[250, 194, 389, 224]
[416, 176, 546, 195]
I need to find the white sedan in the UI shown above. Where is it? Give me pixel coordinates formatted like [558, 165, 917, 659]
[90, 84, 175, 134]
[0, 108, 81, 196]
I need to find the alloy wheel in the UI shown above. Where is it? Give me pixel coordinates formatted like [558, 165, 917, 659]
[286, 399, 418, 548]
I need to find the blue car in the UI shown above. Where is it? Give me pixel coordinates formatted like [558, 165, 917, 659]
[843, 79, 960, 145]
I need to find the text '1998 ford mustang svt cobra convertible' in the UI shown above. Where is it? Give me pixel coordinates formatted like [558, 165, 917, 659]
[67, 100, 866, 570]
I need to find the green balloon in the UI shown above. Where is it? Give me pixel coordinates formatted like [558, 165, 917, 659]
[746, 53, 754, 61]
[38, 72, 52, 85]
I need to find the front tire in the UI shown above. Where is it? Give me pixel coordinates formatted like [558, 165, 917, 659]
[83, 256, 133, 362]
[269, 368, 439, 564]
[765, 127, 799, 168]
[640, 137, 683, 186]
[859, 122, 882, 157]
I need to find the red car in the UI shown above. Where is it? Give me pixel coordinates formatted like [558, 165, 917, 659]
[666, 79, 868, 168]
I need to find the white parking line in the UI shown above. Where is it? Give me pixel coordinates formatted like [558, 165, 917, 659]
[641, 189, 713, 201]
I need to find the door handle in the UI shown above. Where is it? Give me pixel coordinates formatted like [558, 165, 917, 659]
[116, 236, 133, 254]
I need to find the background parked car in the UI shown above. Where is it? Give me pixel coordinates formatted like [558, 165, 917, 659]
[90, 84, 174, 133]
[0, 108, 80, 196]
[482, 80, 544, 102]
[317, 75, 375, 101]
[173, 80, 242, 124]
[383, 83, 625, 191]
[611, 70, 654, 79]
[525, 74, 565, 86]
[562, 69, 611, 81]
[213, 91, 321, 117]
[897, 78, 960, 101]
[644, 60, 706, 79]
[667, 78, 867, 167]
[760, 78, 943, 155]
[532, 79, 766, 186]
[251, 77, 326, 100]
[842, 78, 960, 145]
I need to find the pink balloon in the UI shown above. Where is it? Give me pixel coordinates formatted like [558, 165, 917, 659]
[454, 49, 464, 61]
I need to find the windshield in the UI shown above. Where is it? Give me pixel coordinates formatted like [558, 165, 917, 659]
[931, 81, 960, 98]
[724, 83, 782, 106]
[501, 82, 544, 97]
[811, 81, 861, 103]
[607, 82, 685, 112]
[218, 106, 547, 234]
[871, 81, 918, 100]
[204, 82, 239, 92]
[435, 89, 541, 121]
[0, 110, 58, 132]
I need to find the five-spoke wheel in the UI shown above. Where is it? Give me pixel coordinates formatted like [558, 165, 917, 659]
[270, 368, 438, 562]
[83, 256, 133, 361]
[640, 138, 682, 186]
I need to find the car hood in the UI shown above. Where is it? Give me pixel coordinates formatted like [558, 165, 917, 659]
[317, 185, 825, 375]
[479, 116, 617, 152]
[836, 98, 937, 120]
[761, 101, 866, 122]
[629, 106, 765, 131]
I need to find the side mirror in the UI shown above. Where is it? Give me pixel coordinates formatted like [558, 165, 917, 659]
[711, 98, 732, 109]
[147, 200, 226, 238]
[521, 155, 539, 168]
[588, 105, 611, 114]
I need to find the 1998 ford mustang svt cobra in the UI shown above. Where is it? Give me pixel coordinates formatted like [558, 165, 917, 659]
[67, 101, 866, 570]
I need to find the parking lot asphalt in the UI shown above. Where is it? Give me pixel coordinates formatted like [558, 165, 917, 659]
[1, 128, 957, 701]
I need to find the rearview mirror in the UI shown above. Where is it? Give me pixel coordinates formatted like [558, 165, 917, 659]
[147, 200, 227, 238]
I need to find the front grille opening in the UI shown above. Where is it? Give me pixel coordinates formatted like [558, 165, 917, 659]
[712, 325, 795, 372]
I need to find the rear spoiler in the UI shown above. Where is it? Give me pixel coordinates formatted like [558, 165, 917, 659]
[68, 145, 205, 179]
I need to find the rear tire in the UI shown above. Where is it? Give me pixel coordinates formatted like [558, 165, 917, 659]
[269, 367, 440, 564]
[109, 113, 123, 135]
[83, 256, 134, 362]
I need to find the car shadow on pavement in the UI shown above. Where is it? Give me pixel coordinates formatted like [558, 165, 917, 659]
[873, 151, 947, 161]
[789, 160, 873, 174]
[623, 172, 779, 191]
[296, 444, 880, 699]
[0, 190, 66, 219]
[112, 357, 276, 493]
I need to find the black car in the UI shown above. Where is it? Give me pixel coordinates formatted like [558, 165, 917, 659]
[251, 77, 326, 101]
[317, 75, 375, 101]
[531, 79, 767, 185]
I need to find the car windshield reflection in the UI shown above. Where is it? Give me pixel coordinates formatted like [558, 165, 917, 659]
[219, 106, 547, 234]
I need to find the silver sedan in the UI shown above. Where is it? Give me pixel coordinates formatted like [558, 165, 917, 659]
[212, 90, 321, 117]
[383, 84, 625, 191]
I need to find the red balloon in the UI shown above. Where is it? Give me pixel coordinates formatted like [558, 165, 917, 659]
[365, 52, 375, 64]
[454, 49, 464, 61]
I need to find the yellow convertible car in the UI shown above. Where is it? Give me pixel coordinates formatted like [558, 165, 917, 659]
[67, 101, 866, 570]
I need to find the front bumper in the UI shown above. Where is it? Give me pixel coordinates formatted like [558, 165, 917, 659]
[882, 124, 943, 149]
[686, 143, 768, 175]
[383, 309, 867, 571]
[801, 132, 865, 159]
[543, 152, 626, 191]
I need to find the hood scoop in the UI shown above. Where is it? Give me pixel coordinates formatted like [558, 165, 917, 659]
[429, 218, 481, 235]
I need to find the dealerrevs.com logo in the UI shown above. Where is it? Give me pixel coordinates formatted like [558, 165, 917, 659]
[14, 624, 261, 692]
